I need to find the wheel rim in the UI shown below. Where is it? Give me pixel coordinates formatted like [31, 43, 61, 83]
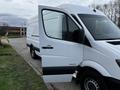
[84, 78, 100, 90]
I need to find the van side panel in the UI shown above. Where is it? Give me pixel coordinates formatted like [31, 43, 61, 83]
[27, 17, 40, 55]
[81, 60, 111, 77]
[83, 45, 120, 80]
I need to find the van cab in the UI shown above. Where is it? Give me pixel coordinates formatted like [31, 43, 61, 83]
[27, 4, 120, 90]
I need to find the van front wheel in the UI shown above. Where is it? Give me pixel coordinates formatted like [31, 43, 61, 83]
[80, 70, 108, 90]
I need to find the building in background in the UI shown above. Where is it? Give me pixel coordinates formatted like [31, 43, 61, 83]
[7, 26, 26, 37]
[0, 25, 26, 37]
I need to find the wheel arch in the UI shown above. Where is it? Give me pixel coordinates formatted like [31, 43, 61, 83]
[77, 60, 111, 78]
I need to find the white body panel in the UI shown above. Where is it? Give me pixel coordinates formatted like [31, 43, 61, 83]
[27, 17, 40, 55]
[27, 4, 120, 82]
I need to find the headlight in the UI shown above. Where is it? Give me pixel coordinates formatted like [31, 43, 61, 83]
[116, 59, 120, 67]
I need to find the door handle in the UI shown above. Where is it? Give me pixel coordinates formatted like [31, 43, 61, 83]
[42, 45, 53, 49]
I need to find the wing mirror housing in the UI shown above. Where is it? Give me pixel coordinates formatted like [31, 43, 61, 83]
[73, 29, 85, 43]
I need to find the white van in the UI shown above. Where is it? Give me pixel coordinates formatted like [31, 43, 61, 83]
[27, 4, 120, 90]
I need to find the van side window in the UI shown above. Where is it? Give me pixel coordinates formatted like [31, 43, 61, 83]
[42, 10, 67, 39]
[42, 10, 81, 42]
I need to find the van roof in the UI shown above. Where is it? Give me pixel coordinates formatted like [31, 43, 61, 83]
[58, 4, 105, 16]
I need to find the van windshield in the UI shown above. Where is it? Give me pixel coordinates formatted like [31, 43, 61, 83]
[78, 14, 120, 40]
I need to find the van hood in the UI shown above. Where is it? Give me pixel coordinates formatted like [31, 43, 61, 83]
[94, 40, 120, 58]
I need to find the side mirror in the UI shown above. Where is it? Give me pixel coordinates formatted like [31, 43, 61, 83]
[72, 29, 84, 43]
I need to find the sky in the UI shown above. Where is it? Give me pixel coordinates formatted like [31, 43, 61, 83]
[0, 0, 112, 19]
[0, 0, 38, 19]
[38, 0, 112, 6]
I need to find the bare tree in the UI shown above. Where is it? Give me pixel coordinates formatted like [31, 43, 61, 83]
[115, 0, 120, 27]
[93, 0, 120, 27]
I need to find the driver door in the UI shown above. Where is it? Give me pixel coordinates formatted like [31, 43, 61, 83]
[38, 5, 84, 75]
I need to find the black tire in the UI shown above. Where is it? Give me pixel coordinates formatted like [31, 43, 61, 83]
[30, 47, 38, 59]
[80, 70, 108, 90]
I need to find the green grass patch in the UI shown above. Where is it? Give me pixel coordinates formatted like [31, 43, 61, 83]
[0, 46, 47, 90]
[8, 36, 21, 38]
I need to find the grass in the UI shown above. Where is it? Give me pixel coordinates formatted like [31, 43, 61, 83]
[0, 45, 47, 90]
[8, 36, 21, 38]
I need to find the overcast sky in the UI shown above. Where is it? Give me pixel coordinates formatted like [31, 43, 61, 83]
[0, 0, 112, 19]
[38, 0, 112, 6]
[0, 0, 38, 19]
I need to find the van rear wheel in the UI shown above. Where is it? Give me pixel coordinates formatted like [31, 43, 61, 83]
[80, 70, 108, 90]
[30, 47, 37, 59]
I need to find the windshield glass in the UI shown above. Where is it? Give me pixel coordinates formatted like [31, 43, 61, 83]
[78, 14, 120, 40]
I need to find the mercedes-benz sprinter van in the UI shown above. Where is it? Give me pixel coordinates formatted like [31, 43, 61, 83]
[27, 4, 120, 90]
